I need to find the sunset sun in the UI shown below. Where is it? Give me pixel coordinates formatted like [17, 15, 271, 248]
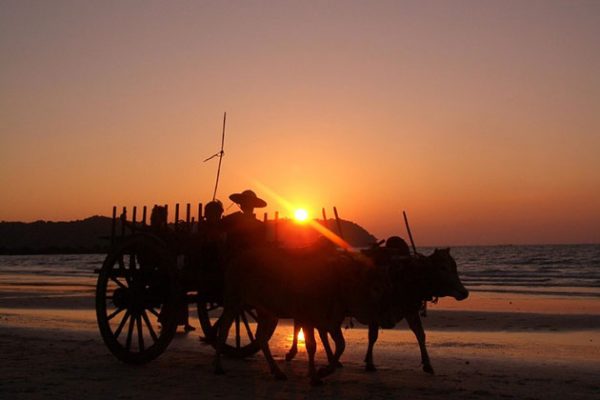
[294, 209, 309, 223]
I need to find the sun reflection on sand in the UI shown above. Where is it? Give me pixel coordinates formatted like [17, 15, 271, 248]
[286, 327, 304, 347]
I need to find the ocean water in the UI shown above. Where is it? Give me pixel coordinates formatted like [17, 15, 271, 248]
[0, 245, 599, 297]
[432, 244, 600, 296]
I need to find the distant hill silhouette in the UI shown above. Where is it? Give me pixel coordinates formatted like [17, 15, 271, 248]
[0, 216, 377, 255]
[0, 216, 113, 254]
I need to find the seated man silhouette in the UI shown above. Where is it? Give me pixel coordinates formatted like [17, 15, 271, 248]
[222, 190, 267, 252]
[199, 201, 225, 272]
[149, 205, 168, 233]
[200, 200, 225, 243]
[192, 200, 227, 304]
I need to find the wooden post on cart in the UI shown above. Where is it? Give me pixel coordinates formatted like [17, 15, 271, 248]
[142, 206, 147, 227]
[186, 203, 191, 231]
[333, 206, 344, 239]
[132, 206, 137, 232]
[120, 207, 127, 237]
[197, 202, 203, 231]
[110, 206, 117, 245]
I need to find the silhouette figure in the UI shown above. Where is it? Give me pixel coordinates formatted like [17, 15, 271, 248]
[205, 200, 224, 224]
[222, 190, 267, 251]
[195, 200, 226, 301]
[150, 205, 168, 233]
[201, 200, 226, 252]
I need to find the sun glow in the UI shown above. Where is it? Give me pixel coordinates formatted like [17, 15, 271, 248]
[298, 328, 305, 342]
[294, 208, 309, 223]
[254, 181, 351, 250]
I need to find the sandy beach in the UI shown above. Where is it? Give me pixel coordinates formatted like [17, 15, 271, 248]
[1, 269, 599, 400]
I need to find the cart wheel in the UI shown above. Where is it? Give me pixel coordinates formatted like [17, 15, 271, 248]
[96, 234, 179, 364]
[197, 302, 264, 358]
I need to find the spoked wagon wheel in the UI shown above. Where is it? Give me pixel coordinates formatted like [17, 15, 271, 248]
[96, 234, 179, 364]
[197, 302, 264, 358]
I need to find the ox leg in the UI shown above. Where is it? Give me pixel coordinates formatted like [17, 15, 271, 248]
[257, 315, 286, 380]
[317, 328, 338, 367]
[329, 326, 345, 368]
[317, 326, 345, 379]
[213, 306, 236, 375]
[285, 319, 301, 361]
[406, 313, 434, 374]
[303, 325, 322, 386]
[364, 323, 378, 372]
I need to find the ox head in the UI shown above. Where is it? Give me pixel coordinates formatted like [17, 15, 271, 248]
[424, 248, 469, 301]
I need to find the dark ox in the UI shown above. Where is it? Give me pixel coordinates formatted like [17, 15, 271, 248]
[286, 248, 469, 373]
[213, 245, 393, 385]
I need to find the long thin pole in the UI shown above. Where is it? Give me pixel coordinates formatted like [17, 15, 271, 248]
[212, 112, 226, 201]
[403, 210, 426, 316]
[403, 210, 418, 255]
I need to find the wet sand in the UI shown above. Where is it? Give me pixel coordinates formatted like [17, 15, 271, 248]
[1, 276, 599, 399]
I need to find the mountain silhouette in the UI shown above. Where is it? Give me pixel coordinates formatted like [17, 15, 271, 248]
[0, 216, 113, 254]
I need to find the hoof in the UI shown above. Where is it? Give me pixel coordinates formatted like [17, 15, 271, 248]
[423, 364, 435, 375]
[310, 377, 324, 386]
[285, 351, 297, 362]
[365, 363, 377, 372]
[273, 370, 288, 381]
[200, 335, 216, 344]
[327, 359, 343, 369]
[213, 358, 225, 375]
[214, 366, 226, 375]
[317, 366, 335, 379]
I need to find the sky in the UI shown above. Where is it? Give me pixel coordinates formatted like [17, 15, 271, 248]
[1, 0, 599, 245]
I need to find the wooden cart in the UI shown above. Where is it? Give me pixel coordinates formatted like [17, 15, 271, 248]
[95, 203, 264, 364]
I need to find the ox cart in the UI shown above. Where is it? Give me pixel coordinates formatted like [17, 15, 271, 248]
[95, 203, 264, 364]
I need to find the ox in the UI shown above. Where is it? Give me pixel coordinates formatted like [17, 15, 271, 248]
[213, 245, 395, 385]
[286, 248, 469, 373]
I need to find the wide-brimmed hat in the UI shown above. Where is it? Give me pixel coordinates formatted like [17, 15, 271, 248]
[229, 189, 267, 208]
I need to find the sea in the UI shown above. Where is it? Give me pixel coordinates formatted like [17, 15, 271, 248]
[0, 244, 599, 298]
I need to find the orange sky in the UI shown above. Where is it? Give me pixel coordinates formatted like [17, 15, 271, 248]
[1, 1, 599, 245]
